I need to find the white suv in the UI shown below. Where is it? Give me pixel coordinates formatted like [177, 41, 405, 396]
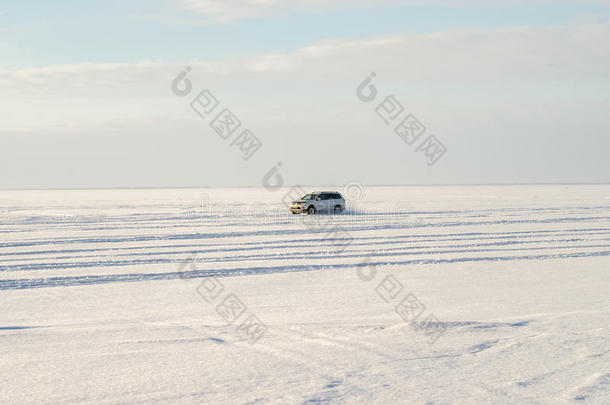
[290, 191, 346, 215]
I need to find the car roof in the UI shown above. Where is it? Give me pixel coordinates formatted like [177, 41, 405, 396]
[312, 191, 342, 194]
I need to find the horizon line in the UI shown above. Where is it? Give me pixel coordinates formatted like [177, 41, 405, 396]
[1, 182, 609, 192]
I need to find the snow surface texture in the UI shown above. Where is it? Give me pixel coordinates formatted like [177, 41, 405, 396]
[1, 185, 609, 404]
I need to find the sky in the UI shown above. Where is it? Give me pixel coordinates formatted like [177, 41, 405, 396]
[1, 0, 609, 188]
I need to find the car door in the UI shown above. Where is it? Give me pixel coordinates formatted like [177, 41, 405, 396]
[316, 193, 330, 212]
[326, 194, 335, 212]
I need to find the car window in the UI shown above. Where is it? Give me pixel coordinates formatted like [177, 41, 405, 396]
[302, 194, 314, 200]
[333, 193, 341, 199]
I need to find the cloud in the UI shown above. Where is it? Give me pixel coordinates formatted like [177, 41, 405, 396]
[1, 22, 608, 133]
[176, 0, 610, 23]
[4, 22, 608, 84]
[176, 0, 372, 23]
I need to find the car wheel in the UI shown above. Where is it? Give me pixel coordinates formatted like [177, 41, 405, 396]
[307, 205, 316, 215]
[334, 205, 342, 214]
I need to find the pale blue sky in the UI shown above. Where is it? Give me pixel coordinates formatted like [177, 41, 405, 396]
[1, 1, 609, 188]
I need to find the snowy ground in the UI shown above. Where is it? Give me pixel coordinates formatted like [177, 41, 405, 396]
[1, 185, 609, 404]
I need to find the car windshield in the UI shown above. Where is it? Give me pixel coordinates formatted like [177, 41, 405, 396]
[301, 194, 317, 200]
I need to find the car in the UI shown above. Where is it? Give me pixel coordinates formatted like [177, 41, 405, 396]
[290, 191, 346, 215]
